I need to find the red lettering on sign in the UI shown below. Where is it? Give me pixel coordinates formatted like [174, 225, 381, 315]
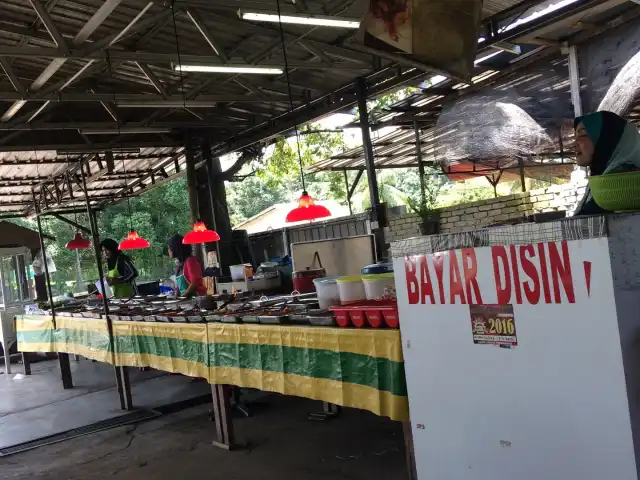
[492, 246, 512, 304]
[449, 250, 467, 304]
[519, 245, 540, 304]
[461, 248, 483, 304]
[432, 254, 446, 304]
[419, 255, 436, 304]
[404, 256, 419, 304]
[549, 241, 575, 304]
[509, 245, 523, 304]
[537, 243, 552, 304]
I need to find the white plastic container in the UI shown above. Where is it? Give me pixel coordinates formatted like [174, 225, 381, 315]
[95, 278, 113, 299]
[336, 276, 366, 305]
[362, 273, 395, 300]
[230, 264, 247, 281]
[313, 277, 340, 309]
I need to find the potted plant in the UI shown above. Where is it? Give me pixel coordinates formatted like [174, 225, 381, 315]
[408, 197, 440, 236]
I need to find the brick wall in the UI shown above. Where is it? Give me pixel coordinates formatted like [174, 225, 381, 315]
[389, 181, 587, 241]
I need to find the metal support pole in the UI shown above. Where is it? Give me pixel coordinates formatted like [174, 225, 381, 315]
[357, 77, 380, 211]
[414, 120, 427, 205]
[343, 169, 353, 215]
[567, 45, 582, 117]
[357, 77, 386, 259]
[80, 167, 132, 411]
[211, 384, 237, 450]
[32, 190, 73, 389]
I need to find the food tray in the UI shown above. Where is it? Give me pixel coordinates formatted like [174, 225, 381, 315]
[204, 314, 222, 322]
[186, 315, 204, 323]
[258, 315, 289, 325]
[241, 315, 261, 324]
[221, 315, 241, 323]
[131, 315, 145, 322]
[289, 314, 309, 325]
[308, 315, 336, 327]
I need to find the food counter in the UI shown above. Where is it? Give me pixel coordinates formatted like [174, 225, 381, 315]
[16, 314, 408, 421]
[392, 214, 640, 479]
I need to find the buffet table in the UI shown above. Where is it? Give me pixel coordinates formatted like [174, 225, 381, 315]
[16, 315, 408, 422]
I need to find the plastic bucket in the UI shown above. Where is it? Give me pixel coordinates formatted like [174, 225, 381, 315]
[362, 273, 395, 300]
[230, 264, 249, 281]
[313, 277, 340, 310]
[336, 276, 366, 305]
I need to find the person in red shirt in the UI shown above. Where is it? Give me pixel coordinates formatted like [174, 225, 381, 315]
[166, 234, 206, 297]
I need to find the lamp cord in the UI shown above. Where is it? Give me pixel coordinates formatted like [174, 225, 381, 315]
[170, 0, 187, 111]
[105, 51, 133, 232]
[275, 0, 306, 193]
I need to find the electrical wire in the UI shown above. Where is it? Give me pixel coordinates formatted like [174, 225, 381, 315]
[275, 0, 306, 192]
[105, 51, 134, 232]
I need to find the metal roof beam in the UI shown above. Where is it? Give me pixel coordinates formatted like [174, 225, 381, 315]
[75, 0, 124, 44]
[0, 0, 123, 122]
[28, 0, 69, 54]
[81, 5, 172, 55]
[211, 67, 424, 156]
[0, 59, 26, 97]
[0, 141, 181, 153]
[135, 62, 168, 97]
[0, 47, 374, 70]
[185, 8, 228, 61]
[0, 92, 294, 103]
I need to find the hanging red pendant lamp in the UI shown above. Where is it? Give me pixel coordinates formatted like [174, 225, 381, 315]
[274, 1, 331, 224]
[65, 232, 91, 250]
[183, 221, 220, 244]
[119, 230, 150, 251]
[286, 191, 331, 223]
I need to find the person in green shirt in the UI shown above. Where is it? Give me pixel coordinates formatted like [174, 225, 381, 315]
[101, 239, 138, 298]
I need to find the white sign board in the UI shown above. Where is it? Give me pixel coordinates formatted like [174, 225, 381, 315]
[394, 238, 637, 480]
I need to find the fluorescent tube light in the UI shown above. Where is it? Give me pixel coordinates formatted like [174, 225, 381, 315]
[173, 64, 283, 74]
[80, 128, 171, 135]
[240, 11, 360, 29]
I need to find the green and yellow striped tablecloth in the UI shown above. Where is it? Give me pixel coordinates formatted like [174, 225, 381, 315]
[16, 315, 408, 421]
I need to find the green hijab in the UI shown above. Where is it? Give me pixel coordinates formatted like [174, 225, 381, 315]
[574, 111, 640, 214]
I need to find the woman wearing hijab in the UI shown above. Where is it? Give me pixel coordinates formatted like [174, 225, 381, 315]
[100, 239, 138, 298]
[167, 234, 206, 297]
[574, 111, 640, 216]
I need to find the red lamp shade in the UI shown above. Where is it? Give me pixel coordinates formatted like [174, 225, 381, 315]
[119, 230, 150, 250]
[65, 232, 91, 250]
[183, 221, 220, 244]
[285, 191, 331, 223]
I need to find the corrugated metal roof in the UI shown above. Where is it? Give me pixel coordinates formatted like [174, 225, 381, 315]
[309, 2, 640, 179]
[0, 0, 636, 215]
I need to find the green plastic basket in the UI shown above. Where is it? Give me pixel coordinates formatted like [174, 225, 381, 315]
[588, 171, 640, 212]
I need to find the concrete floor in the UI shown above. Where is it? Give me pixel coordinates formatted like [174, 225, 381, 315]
[0, 358, 408, 480]
[1, 395, 407, 480]
[0, 359, 210, 448]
